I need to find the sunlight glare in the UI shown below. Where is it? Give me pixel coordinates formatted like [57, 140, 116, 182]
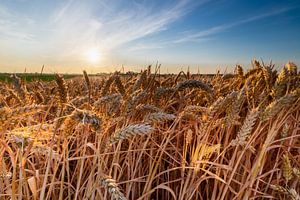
[85, 48, 102, 64]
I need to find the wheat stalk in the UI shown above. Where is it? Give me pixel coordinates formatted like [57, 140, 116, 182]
[288, 189, 300, 200]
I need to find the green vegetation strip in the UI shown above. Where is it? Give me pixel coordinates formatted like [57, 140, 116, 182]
[0, 73, 77, 82]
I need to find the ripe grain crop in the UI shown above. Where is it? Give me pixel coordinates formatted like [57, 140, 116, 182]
[0, 60, 299, 199]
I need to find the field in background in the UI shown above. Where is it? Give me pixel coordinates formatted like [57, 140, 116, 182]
[0, 72, 216, 83]
[0, 60, 299, 200]
[0, 73, 78, 82]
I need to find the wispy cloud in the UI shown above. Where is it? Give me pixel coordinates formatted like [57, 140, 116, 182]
[0, 0, 202, 62]
[173, 7, 292, 44]
[127, 43, 166, 52]
[127, 6, 292, 52]
[1, 0, 297, 72]
[46, 0, 203, 60]
[0, 5, 35, 41]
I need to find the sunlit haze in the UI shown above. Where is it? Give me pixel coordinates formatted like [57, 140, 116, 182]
[85, 48, 102, 65]
[0, 0, 299, 73]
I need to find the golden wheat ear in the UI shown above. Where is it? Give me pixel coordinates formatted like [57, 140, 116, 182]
[230, 108, 259, 146]
[282, 154, 293, 183]
[132, 70, 148, 92]
[285, 61, 297, 76]
[0, 105, 47, 125]
[260, 92, 299, 122]
[271, 66, 288, 99]
[10, 74, 27, 100]
[101, 75, 115, 96]
[144, 112, 176, 123]
[135, 104, 162, 114]
[113, 73, 126, 96]
[109, 123, 154, 145]
[82, 70, 91, 101]
[94, 93, 122, 106]
[55, 74, 68, 107]
[100, 176, 127, 200]
[235, 64, 244, 77]
[175, 80, 213, 94]
[82, 70, 91, 90]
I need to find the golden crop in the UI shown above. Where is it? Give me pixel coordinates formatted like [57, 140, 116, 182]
[0, 60, 299, 199]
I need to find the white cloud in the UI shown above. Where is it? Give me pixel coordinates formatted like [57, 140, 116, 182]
[46, 0, 201, 59]
[0, 5, 36, 41]
[2, 0, 292, 71]
[127, 6, 292, 52]
[173, 7, 292, 44]
[0, 0, 203, 65]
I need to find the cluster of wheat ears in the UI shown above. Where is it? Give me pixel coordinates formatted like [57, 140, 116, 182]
[0, 60, 299, 200]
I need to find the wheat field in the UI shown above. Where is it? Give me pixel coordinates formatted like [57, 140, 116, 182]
[0, 60, 299, 200]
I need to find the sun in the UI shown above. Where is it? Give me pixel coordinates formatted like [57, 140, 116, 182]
[85, 48, 102, 64]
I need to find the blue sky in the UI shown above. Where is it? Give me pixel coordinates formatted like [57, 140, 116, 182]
[0, 0, 299, 73]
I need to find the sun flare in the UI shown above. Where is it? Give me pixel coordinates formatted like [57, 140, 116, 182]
[85, 48, 102, 64]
